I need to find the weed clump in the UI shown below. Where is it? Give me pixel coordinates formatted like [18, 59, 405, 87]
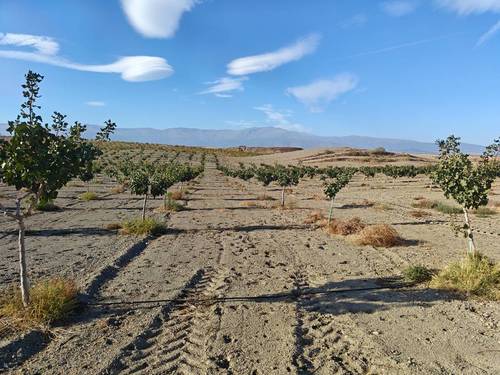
[472, 207, 497, 217]
[256, 194, 275, 201]
[79, 192, 98, 201]
[328, 217, 366, 236]
[403, 265, 434, 283]
[169, 191, 184, 200]
[36, 200, 60, 212]
[0, 278, 78, 333]
[434, 202, 462, 215]
[120, 218, 167, 236]
[409, 210, 430, 218]
[105, 222, 122, 231]
[354, 224, 402, 247]
[411, 199, 436, 209]
[430, 254, 500, 300]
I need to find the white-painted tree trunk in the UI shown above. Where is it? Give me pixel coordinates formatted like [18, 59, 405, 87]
[463, 207, 476, 255]
[142, 194, 148, 221]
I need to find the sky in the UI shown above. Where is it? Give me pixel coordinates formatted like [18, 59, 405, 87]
[0, 0, 499, 145]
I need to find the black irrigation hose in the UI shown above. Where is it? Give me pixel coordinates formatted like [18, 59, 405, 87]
[84, 282, 415, 308]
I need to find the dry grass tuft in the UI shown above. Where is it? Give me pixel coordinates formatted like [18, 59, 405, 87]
[110, 185, 125, 194]
[412, 199, 436, 209]
[327, 217, 366, 236]
[105, 222, 122, 230]
[430, 254, 500, 300]
[0, 278, 78, 334]
[79, 192, 98, 201]
[169, 191, 184, 200]
[353, 224, 402, 247]
[256, 194, 275, 201]
[409, 210, 430, 218]
[273, 200, 298, 210]
[120, 218, 167, 236]
[373, 203, 393, 211]
[472, 207, 497, 217]
[304, 211, 326, 225]
[241, 201, 260, 208]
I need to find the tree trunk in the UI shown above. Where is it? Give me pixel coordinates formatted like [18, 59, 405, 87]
[463, 208, 476, 255]
[281, 187, 285, 207]
[142, 194, 148, 221]
[328, 198, 334, 225]
[16, 199, 30, 307]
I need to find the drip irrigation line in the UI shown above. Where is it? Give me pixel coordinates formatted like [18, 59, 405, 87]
[84, 282, 415, 308]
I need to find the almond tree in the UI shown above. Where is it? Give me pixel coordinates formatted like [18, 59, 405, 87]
[431, 135, 499, 255]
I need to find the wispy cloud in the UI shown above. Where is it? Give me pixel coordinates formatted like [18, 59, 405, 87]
[381, 1, 418, 16]
[227, 34, 320, 76]
[254, 104, 307, 132]
[477, 19, 500, 45]
[120, 0, 198, 38]
[86, 101, 106, 107]
[435, 0, 500, 15]
[0, 33, 173, 82]
[199, 76, 247, 97]
[286, 74, 358, 112]
[334, 33, 462, 61]
[340, 14, 368, 28]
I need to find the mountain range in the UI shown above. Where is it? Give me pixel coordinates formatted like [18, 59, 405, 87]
[0, 124, 484, 154]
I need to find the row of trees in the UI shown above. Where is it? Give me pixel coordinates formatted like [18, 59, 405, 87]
[0, 71, 116, 306]
[218, 137, 499, 256]
[115, 161, 203, 220]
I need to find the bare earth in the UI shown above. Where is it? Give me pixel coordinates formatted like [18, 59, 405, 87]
[1, 157, 499, 374]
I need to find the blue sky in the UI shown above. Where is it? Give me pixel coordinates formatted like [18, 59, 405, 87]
[0, 0, 499, 145]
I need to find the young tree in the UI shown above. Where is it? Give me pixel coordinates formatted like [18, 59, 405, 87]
[431, 135, 499, 255]
[96, 119, 117, 142]
[274, 166, 301, 207]
[323, 170, 354, 225]
[0, 71, 114, 306]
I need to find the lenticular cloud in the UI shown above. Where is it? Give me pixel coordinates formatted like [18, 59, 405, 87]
[0, 32, 173, 82]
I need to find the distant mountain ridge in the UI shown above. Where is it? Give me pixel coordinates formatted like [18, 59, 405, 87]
[0, 124, 485, 154]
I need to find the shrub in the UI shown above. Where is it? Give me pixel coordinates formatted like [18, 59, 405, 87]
[327, 217, 365, 236]
[120, 218, 167, 236]
[0, 277, 78, 332]
[79, 192, 98, 201]
[430, 254, 500, 300]
[354, 224, 402, 247]
[403, 265, 433, 283]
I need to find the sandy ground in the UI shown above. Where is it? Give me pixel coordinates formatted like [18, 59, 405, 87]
[1, 159, 499, 374]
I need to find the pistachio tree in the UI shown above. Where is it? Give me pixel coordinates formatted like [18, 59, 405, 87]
[323, 170, 355, 225]
[0, 71, 113, 306]
[431, 135, 499, 255]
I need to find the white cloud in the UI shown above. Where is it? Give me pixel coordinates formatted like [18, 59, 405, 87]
[286, 74, 358, 112]
[477, 20, 500, 45]
[0, 33, 59, 55]
[86, 101, 106, 107]
[436, 0, 500, 14]
[0, 33, 173, 82]
[254, 104, 307, 132]
[227, 33, 320, 76]
[120, 0, 198, 38]
[340, 14, 368, 28]
[199, 77, 247, 97]
[381, 1, 418, 16]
